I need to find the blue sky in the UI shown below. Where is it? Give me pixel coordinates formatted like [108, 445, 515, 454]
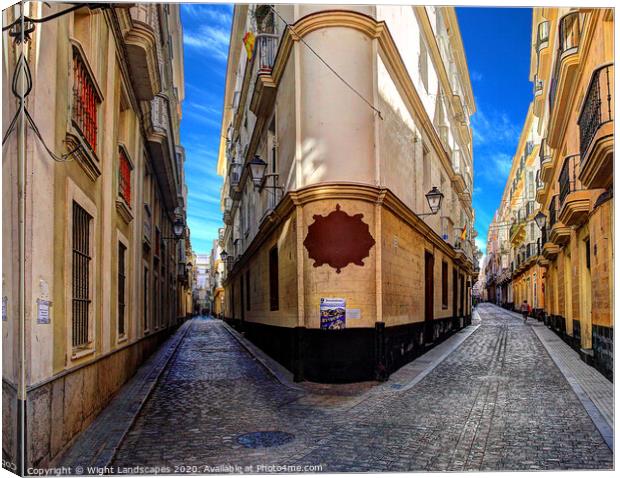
[180, 3, 233, 254]
[181, 4, 533, 255]
[456, 7, 534, 254]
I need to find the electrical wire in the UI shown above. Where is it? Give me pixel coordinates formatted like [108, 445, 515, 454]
[268, 6, 383, 120]
[2, 19, 81, 161]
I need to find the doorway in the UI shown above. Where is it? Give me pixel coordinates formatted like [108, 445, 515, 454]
[452, 267, 458, 318]
[424, 250, 434, 344]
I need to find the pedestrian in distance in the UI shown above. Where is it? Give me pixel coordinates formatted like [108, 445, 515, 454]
[521, 299, 531, 323]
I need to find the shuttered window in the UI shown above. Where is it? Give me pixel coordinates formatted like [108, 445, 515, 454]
[72, 48, 100, 152]
[72, 202, 92, 348]
[118, 148, 132, 205]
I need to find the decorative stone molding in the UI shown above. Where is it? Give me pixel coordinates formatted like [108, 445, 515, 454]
[124, 5, 161, 100]
[303, 204, 376, 273]
[65, 129, 101, 181]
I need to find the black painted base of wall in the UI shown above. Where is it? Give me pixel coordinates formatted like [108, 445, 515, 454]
[224, 315, 472, 383]
[592, 324, 613, 382]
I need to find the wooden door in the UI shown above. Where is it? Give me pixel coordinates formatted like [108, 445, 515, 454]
[424, 251, 434, 344]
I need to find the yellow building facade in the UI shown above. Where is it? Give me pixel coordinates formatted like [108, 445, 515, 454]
[485, 105, 546, 317]
[534, 8, 613, 379]
[217, 5, 478, 383]
[2, 3, 190, 467]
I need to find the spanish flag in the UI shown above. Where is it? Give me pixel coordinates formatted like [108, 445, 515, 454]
[243, 32, 255, 60]
[460, 224, 467, 242]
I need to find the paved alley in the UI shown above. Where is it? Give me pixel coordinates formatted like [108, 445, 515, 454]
[109, 304, 613, 472]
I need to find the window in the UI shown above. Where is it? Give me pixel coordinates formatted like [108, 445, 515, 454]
[118, 147, 132, 205]
[442, 261, 448, 309]
[72, 202, 92, 348]
[585, 238, 591, 269]
[419, 33, 429, 92]
[72, 47, 101, 152]
[245, 270, 251, 311]
[118, 243, 126, 336]
[269, 245, 279, 311]
[143, 267, 149, 331]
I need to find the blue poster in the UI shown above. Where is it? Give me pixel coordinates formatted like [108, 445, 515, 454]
[320, 298, 346, 330]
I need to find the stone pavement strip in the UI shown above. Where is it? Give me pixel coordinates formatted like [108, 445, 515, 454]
[106, 309, 612, 472]
[54, 319, 194, 470]
[498, 304, 613, 450]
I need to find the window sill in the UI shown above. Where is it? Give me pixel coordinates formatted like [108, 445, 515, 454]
[71, 346, 95, 361]
[116, 198, 134, 224]
[117, 335, 128, 345]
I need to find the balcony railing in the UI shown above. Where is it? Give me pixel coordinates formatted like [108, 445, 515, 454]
[559, 12, 581, 53]
[550, 12, 581, 109]
[549, 195, 558, 228]
[536, 170, 543, 190]
[534, 76, 544, 96]
[526, 200, 535, 217]
[256, 33, 279, 75]
[536, 20, 550, 51]
[558, 154, 581, 207]
[525, 141, 534, 157]
[578, 63, 614, 158]
[539, 138, 551, 168]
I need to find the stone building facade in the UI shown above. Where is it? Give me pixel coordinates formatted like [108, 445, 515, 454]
[217, 5, 478, 383]
[2, 3, 190, 468]
[487, 8, 613, 380]
[209, 230, 226, 317]
[485, 105, 545, 315]
[533, 7, 613, 379]
[192, 254, 211, 315]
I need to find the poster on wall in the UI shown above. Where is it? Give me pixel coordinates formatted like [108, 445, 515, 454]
[320, 298, 346, 330]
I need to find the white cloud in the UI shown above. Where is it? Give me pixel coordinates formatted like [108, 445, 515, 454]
[184, 24, 231, 61]
[476, 151, 513, 186]
[182, 4, 233, 25]
[471, 109, 520, 147]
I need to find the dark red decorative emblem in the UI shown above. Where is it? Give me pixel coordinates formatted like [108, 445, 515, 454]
[303, 204, 376, 273]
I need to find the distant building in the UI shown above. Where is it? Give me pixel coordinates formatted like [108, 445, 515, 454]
[192, 254, 211, 315]
[217, 5, 477, 383]
[485, 105, 544, 313]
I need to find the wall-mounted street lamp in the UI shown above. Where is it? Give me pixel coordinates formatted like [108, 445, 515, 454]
[534, 211, 547, 230]
[417, 186, 444, 217]
[163, 217, 186, 241]
[247, 154, 284, 191]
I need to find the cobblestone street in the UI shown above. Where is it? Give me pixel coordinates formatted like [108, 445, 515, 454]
[110, 304, 613, 472]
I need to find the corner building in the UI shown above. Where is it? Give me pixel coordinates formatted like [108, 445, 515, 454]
[532, 8, 613, 379]
[2, 3, 190, 467]
[218, 5, 478, 383]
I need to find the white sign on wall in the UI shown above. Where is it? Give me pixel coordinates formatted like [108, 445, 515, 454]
[37, 299, 51, 324]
